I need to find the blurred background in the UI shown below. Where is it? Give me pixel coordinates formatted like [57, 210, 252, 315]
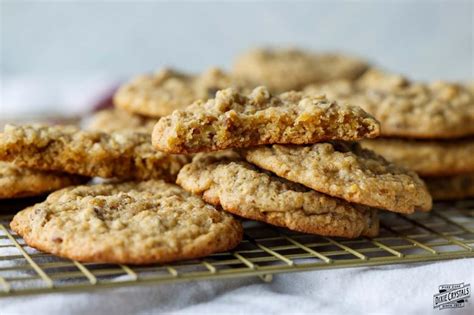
[1, 0, 473, 118]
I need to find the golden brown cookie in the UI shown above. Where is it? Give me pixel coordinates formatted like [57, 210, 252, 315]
[10, 180, 243, 264]
[177, 154, 378, 238]
[114, 67, 251, 117]
[152, 87, 380, 154]
[0, 124, 190, 181]
[361, 138, 474, 177]
[0, 162, 87, 199]
[424, 174, 474, 200]
[84, 108, 157, 133]
[304, 70, 474, 139]
[243, 142, 432, 213]
[233, 48, 368, 92]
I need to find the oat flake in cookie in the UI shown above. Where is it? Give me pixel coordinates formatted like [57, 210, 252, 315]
[243, 142, 432, 214]
[152, 87, 380, 154]
[10, 180, 243, 264]
[177, 154, 379, 238]
[0, 124, 190, 181]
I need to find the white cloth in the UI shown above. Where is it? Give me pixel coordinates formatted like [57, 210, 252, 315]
[1, 259, 473, 314]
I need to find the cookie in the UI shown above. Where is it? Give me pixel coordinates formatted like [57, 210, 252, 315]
[177, 155, 379, 238]
[84, 108, 157, 133]
[424, 174, 474, 200]
[304, 70, 474, 139]
[152, 87, 380, 154]
[243, 142, 432, 213]
[232, 48, 368, 92]
[10, 180, 243, 264]
[0, 124, 190, 181]
[361, 138, 474, 177]
[114, 67, 251, 117]
[0, 162, 87, 199]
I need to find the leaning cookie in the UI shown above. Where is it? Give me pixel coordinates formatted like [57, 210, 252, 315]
[114, 67, 252, 117]
[0, 162, 87, 199]
[84, 108, 157, 133]
[361, 138, 474, 177]
[243, 142, 432, 214]
[0, 124, 190, 181]
[424, 174, 474, 201]
[152, 87, 380, 154]
[233, 48, 368, 92]
[177, 155, 379, 238]
[10, 180, 243, 264]
[304, 70, 474, 139]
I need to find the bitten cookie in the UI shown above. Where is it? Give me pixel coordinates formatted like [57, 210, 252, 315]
[0, 162, 87, 199]
[233, 48, 368, 92]
[304, 70, 474, 139]
[243, 142, 432, 213]
[10, 180, 243, 264]
[177, 154, 379, 238]
[114, 67, 251, 117]
[0, 124, 190, 181]
[84, 108, 157, 133]
[424, 174, 474, 200]
[152, 87, 380, 154]
[361, 138, 474, 177]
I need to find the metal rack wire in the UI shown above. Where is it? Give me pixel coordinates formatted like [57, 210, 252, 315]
[0, 199, 473, 297]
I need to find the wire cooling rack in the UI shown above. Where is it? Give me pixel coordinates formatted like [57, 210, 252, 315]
[0, 199, 473, 297]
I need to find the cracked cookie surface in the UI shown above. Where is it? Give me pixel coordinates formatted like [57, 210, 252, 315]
[0, 124, 190, 181]
[152, 87, 380, 153]
[304, 70, 474, 139]
[233, 48, 368, 92]
[177, 155, 378, 238]
[243, 142, 432, 213]
[10, 180, 243, 264]
[0, 162, 87, 199]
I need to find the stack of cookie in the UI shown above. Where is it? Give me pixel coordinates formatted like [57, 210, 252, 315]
[151, 86, 432, 238]
[1, 48, 438, 265]
[304, 69, 474, 200]
[0, 124, 245, 264]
